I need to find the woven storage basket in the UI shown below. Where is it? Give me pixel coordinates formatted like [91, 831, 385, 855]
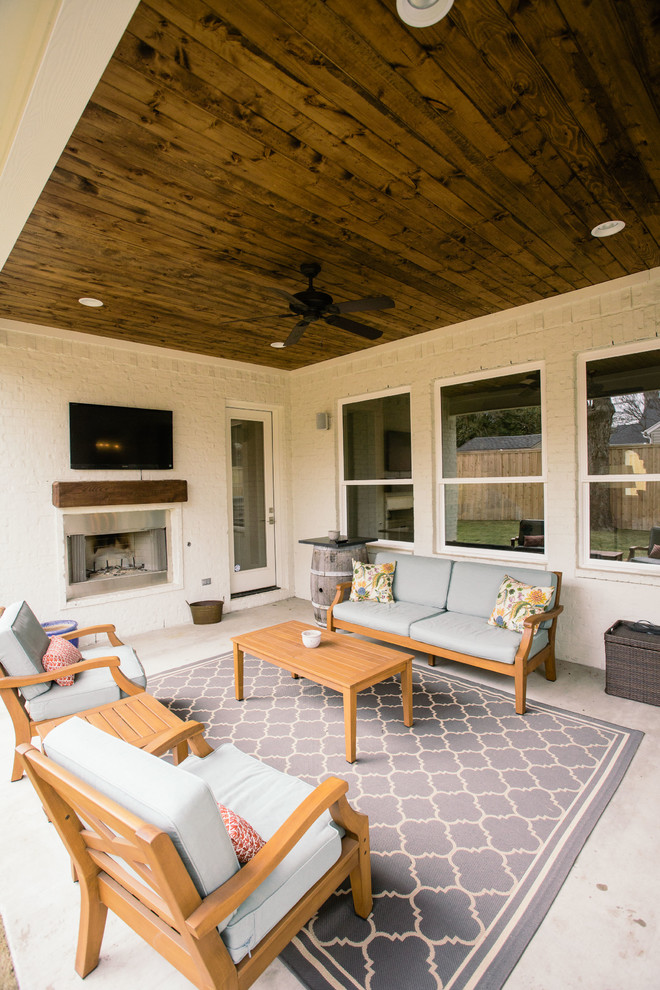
[604, 620, 660, 707]
[188, 600, 224, 624]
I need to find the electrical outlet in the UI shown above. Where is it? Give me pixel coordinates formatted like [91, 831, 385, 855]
[201, 578, 211, 586]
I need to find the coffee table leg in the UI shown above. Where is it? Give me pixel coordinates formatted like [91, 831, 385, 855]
[343, 688, 357, 763]
[401, 661, 413, 727]
[233, 643, 244, 701]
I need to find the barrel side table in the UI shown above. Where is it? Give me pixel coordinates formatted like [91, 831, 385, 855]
[299, 537, 375, 627]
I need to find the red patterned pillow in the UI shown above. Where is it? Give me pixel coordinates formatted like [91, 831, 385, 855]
[217, 804, 265, 864]
[42, 635, 83, 687]
[649, 544, 660, 559]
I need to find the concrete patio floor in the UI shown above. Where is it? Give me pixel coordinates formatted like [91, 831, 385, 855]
[1, 596, 658, 989]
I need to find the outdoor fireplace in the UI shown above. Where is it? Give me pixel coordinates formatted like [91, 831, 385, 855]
[64, 509, 170, 600]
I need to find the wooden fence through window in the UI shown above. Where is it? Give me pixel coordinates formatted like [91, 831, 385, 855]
[455, 446, 660, 527]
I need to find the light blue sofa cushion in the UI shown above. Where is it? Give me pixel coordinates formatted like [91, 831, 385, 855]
[375, 552, 453, 608]
[182, 743, 343, 964]
[409, 612, 550, 665]
[26, 644, 146, 721]
[446, 562, 558, 624]
[44, 719, 240, 928]
[333, 599, 444, 638]
[0, 601, 51, 701]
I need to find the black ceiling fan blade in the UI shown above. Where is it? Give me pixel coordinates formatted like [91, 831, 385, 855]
[324, 314, 383, 340]
[283, 320, 309, 347]
[335, 295, 395, 314]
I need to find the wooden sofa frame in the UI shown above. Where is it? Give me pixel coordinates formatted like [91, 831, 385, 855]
[17, 722, 372, 990]
[327, 572, 563, 715]
[0, 622, 143, 781]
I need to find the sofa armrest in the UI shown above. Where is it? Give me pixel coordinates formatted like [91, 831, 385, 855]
[516, 604, 564, 663]
[61, 624, 123, 646]
[186, 776, 360, 937]
[143, 721, 214, 759]
[628, 545, 648, 561]
[0, 654, 143, 698]
[327, 581, 352, 632]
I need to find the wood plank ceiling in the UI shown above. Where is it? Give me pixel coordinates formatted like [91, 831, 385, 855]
[0, 0, 658, 370]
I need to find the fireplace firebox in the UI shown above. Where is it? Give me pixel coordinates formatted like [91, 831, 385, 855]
[64, 509, 170, 600]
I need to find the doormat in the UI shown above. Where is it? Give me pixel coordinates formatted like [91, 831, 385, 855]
[149, 655, 642, 990]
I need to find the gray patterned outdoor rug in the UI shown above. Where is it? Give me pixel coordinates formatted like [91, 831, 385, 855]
[148, 654, 642, 990]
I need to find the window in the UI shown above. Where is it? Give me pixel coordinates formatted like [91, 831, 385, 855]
[437, 367, 545, 554]
[340, 389, 413, 543]
[580, 345, 660, 567]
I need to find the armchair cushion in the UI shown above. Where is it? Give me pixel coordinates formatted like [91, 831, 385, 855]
[26, 644, 146, 722]
[0, 601, 51, 701]
[182, 743, 344, 963]
[44, 719, 240, 920]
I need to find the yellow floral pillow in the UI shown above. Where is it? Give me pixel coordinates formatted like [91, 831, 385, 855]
[349, 560, 396, 603]
[488, 575, 554, 634]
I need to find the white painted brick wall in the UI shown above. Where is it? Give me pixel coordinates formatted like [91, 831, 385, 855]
[291, 268, 660, 670]
[0, 320, 289, 637]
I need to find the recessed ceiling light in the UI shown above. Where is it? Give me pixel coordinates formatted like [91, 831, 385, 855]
[78, 296, 104, 307]
[397, 0, 454, 28]
[591, 220, 626, 238]
[270, 341, 285, 348]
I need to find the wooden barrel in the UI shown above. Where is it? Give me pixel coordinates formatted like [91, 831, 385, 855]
[310, 544, 368, 627]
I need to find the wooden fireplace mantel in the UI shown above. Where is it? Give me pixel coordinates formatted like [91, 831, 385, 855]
[52, 480, 188, 508]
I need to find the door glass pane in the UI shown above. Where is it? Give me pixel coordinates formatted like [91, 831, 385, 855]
[444, 483, 544, 551]
[231, 419, 266, 572]
[347, 485, 414, 542]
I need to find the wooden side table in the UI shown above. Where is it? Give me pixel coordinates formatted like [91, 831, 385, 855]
[36, 692, 213, 762]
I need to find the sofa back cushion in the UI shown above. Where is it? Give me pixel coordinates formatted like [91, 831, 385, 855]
[375, 552, 453, 609]
[44, 719, 240, 919]
[0, 601, 51, 701]
[447, 562, 558, 622]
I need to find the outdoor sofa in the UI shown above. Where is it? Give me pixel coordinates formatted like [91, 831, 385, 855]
[327, 551, 563, 715]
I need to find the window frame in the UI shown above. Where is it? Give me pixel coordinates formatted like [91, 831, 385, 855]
[338, 385, 414, 548]
[578, 341, 660, 573]
[435, 362, 547, 560]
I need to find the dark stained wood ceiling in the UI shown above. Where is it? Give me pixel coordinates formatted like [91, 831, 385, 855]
[1, 0, 658, 370]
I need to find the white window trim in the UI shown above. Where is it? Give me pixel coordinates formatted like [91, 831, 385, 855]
[577, 341, 660, 574]
[338, 385, 413, 549]
[434, 362, 547, 561]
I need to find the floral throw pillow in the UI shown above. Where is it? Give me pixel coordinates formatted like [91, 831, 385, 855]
[349, 560, 396, 603]
[488, 575, 554, 635]
[217, 804, 265, 864]
[41, 635, 83, 687]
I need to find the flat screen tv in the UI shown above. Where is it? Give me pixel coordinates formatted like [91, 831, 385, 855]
[69, 402, 173, 470]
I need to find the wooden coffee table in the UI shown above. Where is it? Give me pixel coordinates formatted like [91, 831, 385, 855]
[36, 692, 213, 762]
[231, 620, 414, 762]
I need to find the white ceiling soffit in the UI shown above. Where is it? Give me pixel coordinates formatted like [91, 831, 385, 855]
[0, 0, 139, 270]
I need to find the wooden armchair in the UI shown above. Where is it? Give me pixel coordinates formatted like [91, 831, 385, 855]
[17, 718, 372, 989]
[0, 601, 145, 780]
[628, 526, 660, 563]
[510, 519, 544, 549]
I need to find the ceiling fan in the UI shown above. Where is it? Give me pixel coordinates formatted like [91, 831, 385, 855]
[265, 262, 394, 347]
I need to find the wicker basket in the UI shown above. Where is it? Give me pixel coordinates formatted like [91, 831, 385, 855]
[188, 600, 224, 624]
[604, 620, 660, 707]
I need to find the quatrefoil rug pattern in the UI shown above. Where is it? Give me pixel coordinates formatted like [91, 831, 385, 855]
[149, 655, 642, 990]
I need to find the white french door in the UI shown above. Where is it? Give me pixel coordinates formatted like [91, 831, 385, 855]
[227, 408, 277, 595]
